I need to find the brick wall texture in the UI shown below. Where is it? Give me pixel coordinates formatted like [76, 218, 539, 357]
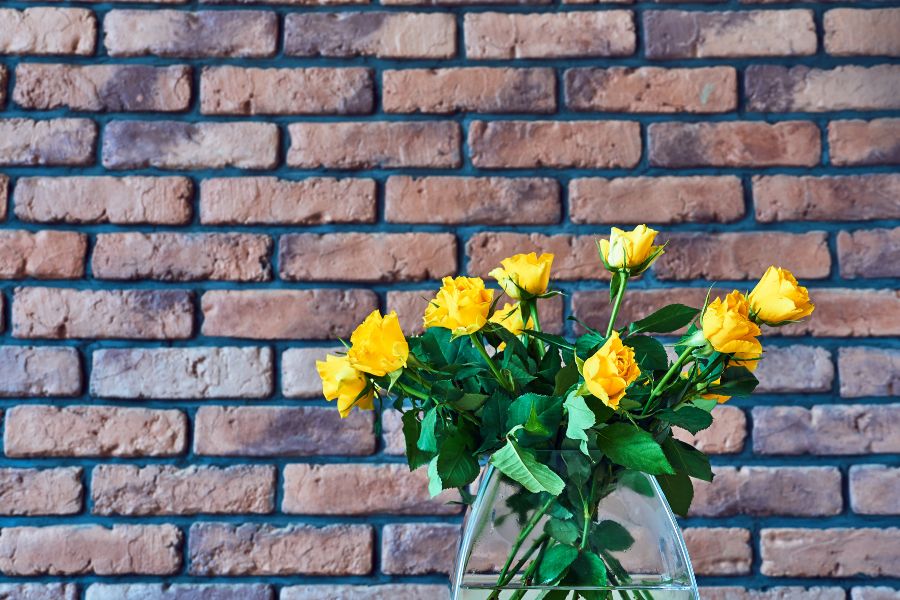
[0, 0, 898, 596]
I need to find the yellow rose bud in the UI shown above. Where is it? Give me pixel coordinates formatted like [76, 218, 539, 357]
[316, 354, 374, 418]
[748, 266, 815, 325]
[701, 291, 763, 367]
[488, 252, 554, 299]
[347, 310, 409, 377]
[583, 331, 641, 410]
[424, 276, 494, 336]
[598, 225, 662, 271]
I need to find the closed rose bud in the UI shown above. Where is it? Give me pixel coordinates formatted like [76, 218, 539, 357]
[701, 291, 763, 371]
[598, 225, 662, 271]
[316, 354, 374, 418]
[749, 266, 815, 325]
[489, 252, 554, 300]
[583, 331, 641, 410]
[347, 310, 409, 377]
[424, 276, 494, 336]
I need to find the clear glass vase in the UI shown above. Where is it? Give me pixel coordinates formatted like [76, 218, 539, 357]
[451, 452, 700, 600]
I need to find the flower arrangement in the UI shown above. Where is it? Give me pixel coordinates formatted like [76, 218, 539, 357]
[317, 225, 814, 596]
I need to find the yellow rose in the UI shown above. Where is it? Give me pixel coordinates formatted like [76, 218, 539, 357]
[489, 252, 554, 299]
[423, 276, 494, 336]
[316, 354, 374, 418]
[583, 331, 641, 410]
[701, 291, 763, 367]
[748, 266, 815, 325]
[489, 302, 533, 336]
[347, 310, 409, 377]
[598, 225, 662, 271]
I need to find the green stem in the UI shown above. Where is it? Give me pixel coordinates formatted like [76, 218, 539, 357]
[527, 300, 545, 359]
[470, 333, 514, 392]
[605, 275, 629, 338]
[396, 381, 428, 402]
[507, 537, 550, 600]
[646, 347, 694, 407]
[490, 495, 555, 596]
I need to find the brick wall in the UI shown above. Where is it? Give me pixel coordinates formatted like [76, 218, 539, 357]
[0, 0, 897, 596]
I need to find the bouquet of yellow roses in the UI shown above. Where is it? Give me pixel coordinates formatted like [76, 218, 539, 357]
[317, 225, 814, 598]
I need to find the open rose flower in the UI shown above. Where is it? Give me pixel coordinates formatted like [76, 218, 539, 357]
[316, 354, 374, 418]
[702, 291, 763, 371]
[583, 331, 641, 409]
[489, 252, 554, 300]
[424, 276, 494, 336]
[347, 310, 409, 377]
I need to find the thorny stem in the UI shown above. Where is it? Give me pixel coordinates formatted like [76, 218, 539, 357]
[606, 275, 629, 338]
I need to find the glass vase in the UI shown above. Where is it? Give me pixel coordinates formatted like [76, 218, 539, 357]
[450, 452, 700, 600]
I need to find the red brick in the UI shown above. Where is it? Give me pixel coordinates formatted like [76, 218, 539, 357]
[747, 65, 900, 112]
[702, 588, 845, 600]
[382, 410, 406, 455]
[761, 528, 900, 577]
[382, 524, 459, 575]
[754, 345, 833, 393]
[282, 346, 342, 398]
[465, 12, 635, 58]
[92, 233, 271, 282]
[280, 233, 456, 282]
[0, 119, 96, 166]
[838, 228, 900, 278]
[200, 177, 375, 225]
[753, 405, 900, 455]
[386, 176, 560, 224]
[850, 465, 900, 515]
[285, 13, 455, 59]
[0, 584, 78, 600]
[824, 9, 900, 56]
[4, 405, 187, 457]
[14, 176, 192, 225]
[13, 288, 193, 340]
[383, 68, 555, 113]
[13, 64, 190, 112]
[778, 289, 900, 337]
[566, 67, 736, 113]
[0, 230, 85, 279]
[201, 67, 373, 115]
[282, 586, 448, 600]
[189, 523, 372, 576]
[644, 10, 815, 58]
[92, 465, 275, 515]
[673, 405, 747, 454]
[104, 10, 276, 57]
[0, 346, 81, 397]
[571, 288, 723, 334]
[0, 8, 96, 55]
[570, 176, 743, 224]
[287, 122, 460, 169]
[193, 406, 376, 457]
[683, 528, 752, 575]
[754, 175, 900, 222]
[649, 121, 820, 167]
[202, 290, 378, 340]
[839, 347, 900, 398]
[86, 585, 272, 600]
[0, 468, 82, 516]
[466, 232, 607, 281]
[829, 119, 900, 166]
[470, 120, 641, 168]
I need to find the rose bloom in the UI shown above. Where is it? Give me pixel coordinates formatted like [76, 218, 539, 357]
[598, 225, 661, 270]
[424, 276, 494, 335]
[316, 354, 374, 418]
[347, 310, 409, 377]
[749, 266, 815, 325]
[583, 331, 641, 409]
[702, 291, 763, 370]
[489, 252, 554, 299]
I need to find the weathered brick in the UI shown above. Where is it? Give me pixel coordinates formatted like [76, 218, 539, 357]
[92, 233, 271, 282]
[691, 467, 842, 517]
[465, 12, 635, 58]
[746, 65, 900, 112]
[104, 10, 276, 57]
[285, 13, 455, 58]
[839, 347, 900, 398]
[287, 122, 460, 169]
[829, 119, 900, 166]
[570, 176, 743, 224]
[701, 588, 845, 600]
[86, 584, 273, 600]
[683, 528, 752, 575]
[754, 345, 834, 393]
[280, 233, 456, 282]
[572, 288, 726, 334]
[566, 67, 736, 113]
[204, 290, 377, 340]
[92, 465, 275, 515]
[91, 347, 273, 399]
[649, 121, 820, 167]
[0, 230, 86, 279]
[0, 119, 96, 166]
[0, 584, 78, 600]
[194, 406, 376, 456]
[383, 68, 555, 113]
[283, 346, 342, 398]
[761, 528, 900, 577]
[14, 176, 192, 225]
[0, 468, 82, 516]
[382, 524, 459, 575]
[0, 68, 6, 109]
[13, 288, 193, 340]
[0, 346, 81, 397]
[189, 523, 373, 576]
[283, 464, 460, 515]
[103, 121, 278, 170]
[753, 405, 900, 455]
[282, 585, 448, 600]
[644, 10, 815, 58]
[0, 525, 181, 575]
[467, 232, 607, 280]
[200, 177, 375, 225]
[755, 175, 900, 222]
[673, 405, 747, 454]
[784, 289, 900, 337]
[825, 9, 900, 56]
[852, 589, 900, 600]
[0, 8, 96, 55]
[386, 176, 560, 224]
[14, 64, 190, 112]
[469, 120, 641, 168]
[850, 465, 900, 515]
[4, 405, 187, 457]
[839, 228, 900, 279]
[201, 67, 373, 115]
[382, 410, 406, 455]
[0, 174, 7, 220]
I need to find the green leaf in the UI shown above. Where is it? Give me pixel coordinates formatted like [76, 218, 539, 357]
[506, 393, 562, 441]
[554, 361, 580, 396]
[564, 392, 596, 454]
[629, 304, 700, 335]
[595, 424, 675, 475]
[692, 398, 719, 412]
[709, 366, 759, 397]
[576, 331, 606, 361]
[656, 406, 713, 435]
[401, 411, 430, 470]
[417, 407, 439, 453]
[591, 520, 635, 552]
[546, 517, 580, 546]
[583, 395, 616, 425]
[427, 457, 443, 498]
[570, 552, 608, 595]
[525, 330, 575, 352]
[537, 544, 579, 585]
[524, 402, 552, 437]
[477, 392, 511, 452]
[490, 436, 565, 496]
[656, 471, 693, 517]
[624, 335, 669, 371]
[451, 393, 489, 411]
[437, 431, 480, 489]
[561, 446, 593, 487]
[662, 436, 713, 482]
[503, 353, 538, 389]
[620, 470, 655, 497]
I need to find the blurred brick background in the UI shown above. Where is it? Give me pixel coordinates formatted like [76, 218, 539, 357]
[0, 0, 898, 597]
